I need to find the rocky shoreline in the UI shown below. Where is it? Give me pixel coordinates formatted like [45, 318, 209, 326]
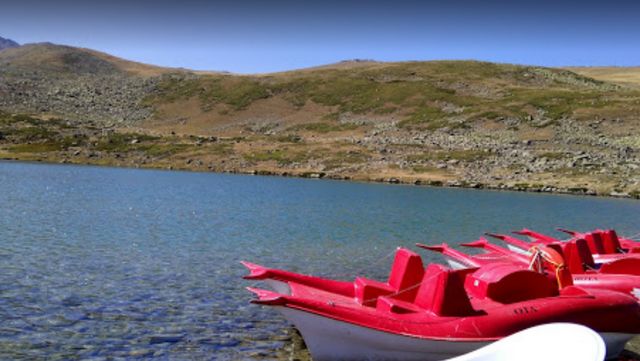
[0, 110, 638, 200]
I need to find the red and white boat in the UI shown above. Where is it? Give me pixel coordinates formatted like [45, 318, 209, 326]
[242, 248, 640, 360]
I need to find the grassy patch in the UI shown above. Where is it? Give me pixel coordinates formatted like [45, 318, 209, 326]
[148, 76, 202, 103]
[301, 73, 463, 115]
[0, 113, 57, 127]
[8, 142, 63, 153]
[207, 143, 233, 156]
[397, 106, 448, 129]
[323, 151, 368, 170]
[200, 77, 271, 110]
[244, 148, 313, 165]
[95, 133, 159, 152]
[150, 75, 271, 111]
[270, 78, 315, 107]
[288, 122, 359, 133]
[273, 134, 303, 143]
[412, 165, 440, 173]
[135, 143, 190, 157]
[475, 111, 505, 120]
[321, 112, 340, 121]
[9, 126, 58, 141]
[508, 89, 606, 120]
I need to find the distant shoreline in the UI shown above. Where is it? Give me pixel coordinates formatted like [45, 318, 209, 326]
[2, 157, 637, 201]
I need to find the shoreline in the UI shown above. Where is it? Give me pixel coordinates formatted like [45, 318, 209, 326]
[2, 156, 638, 201]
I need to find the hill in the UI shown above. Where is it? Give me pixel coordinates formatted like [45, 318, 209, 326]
[0, 42, 173, 76]
[0, 43, 185, 123]
[0, 42, 639, 197]
[565, 66, 640, 86]
[0, 36, 19, 51]
[144, 60, 625, 134]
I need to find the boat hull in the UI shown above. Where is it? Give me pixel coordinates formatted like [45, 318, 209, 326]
[279, 307, 487, 361]
[278, 306, 632, 361]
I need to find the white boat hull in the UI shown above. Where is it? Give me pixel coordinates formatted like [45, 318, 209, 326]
[276, 307, 633, 361]
[278, 307, 487, 361]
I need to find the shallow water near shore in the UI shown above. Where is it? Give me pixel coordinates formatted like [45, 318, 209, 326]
[1, 161, 639, 360]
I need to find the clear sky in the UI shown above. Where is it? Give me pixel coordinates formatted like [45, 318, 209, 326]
[1, 0, 639, 73]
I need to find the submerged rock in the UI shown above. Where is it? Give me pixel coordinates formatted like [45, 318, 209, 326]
[149, 335, 184, 344]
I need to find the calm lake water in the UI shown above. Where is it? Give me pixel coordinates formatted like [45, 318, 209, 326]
[1, 161, 639, 360]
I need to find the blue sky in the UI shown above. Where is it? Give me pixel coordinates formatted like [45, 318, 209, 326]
[1, 0, 639, 73]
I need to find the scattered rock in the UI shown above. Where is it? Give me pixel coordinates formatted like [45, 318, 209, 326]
[610, 191, 630, 198]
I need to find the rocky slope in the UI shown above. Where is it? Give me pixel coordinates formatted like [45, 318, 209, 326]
[0, 42, 639, 197]
[0, 43, 174, 124]
[0, 36, 19, 51]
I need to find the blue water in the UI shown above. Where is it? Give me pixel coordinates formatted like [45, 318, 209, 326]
[1, 161, 639, 360]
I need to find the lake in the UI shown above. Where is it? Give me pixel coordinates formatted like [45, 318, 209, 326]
[1, 161, 639, 360]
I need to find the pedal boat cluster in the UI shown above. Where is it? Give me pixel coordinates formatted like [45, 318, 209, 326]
[242, 228, 640, 361]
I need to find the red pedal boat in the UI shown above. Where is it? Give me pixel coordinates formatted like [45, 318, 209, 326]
[242, 248, 640, 360]
[484, 230, 640, 275]
[421, 236, 640, 302]
[512, 228, 640, 265]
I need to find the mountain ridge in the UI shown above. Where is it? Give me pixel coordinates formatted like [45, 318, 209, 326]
[3, 39, 640, 79]
[0, 42, 179, 77]
[0, 36, 19, 51]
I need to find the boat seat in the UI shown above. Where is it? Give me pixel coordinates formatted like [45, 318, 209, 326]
[354, 277, 395, 307]
[411, 264, 479, 317]
[466, 263, 558, 304]
[376, 295, 422, 314]
[601, 229, 622, 254]
[584, 232, 605, 255]
[563, 239, 595, 273]
[354, 247, 424, 306]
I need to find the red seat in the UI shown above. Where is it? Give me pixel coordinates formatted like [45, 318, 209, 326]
[564, 239, 595, 273]
[601, 229, 622, 254]
[376, 264, 478, 316]
[584, 232, 605, 255]
[376, 295, 422, 314]
[354, 277, 395, 307]
[355, 248, 424, 306]
[413, 265, 478, 316]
